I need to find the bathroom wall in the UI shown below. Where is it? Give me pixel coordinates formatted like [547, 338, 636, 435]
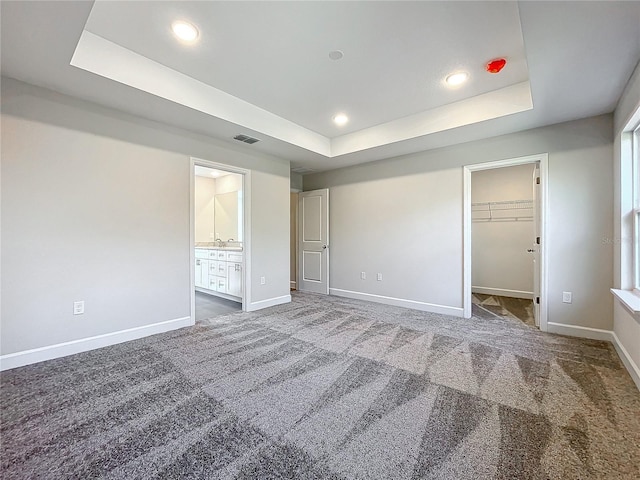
[216, 173, 242, 194]
[195, 175, 216, 243]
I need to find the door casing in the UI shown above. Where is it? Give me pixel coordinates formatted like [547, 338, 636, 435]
[189, 157, 252, 325]
[463, 153, 549, 331]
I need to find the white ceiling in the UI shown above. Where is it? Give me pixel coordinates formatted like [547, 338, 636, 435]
[194, 166, 232, 179]
[83, 1, 530, 137]
[1, 1, 639, 173]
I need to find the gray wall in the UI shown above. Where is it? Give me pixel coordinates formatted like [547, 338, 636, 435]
[1, 78, 291, 356]
[305, 114, 614, 330]
[290, 172, 303, 191]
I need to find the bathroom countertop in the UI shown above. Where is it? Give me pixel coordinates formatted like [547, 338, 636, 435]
[195, 243, 243, 251]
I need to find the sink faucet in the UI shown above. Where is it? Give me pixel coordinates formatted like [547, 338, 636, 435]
[228, 238, 234, 243]
[215, 238, 223, 247]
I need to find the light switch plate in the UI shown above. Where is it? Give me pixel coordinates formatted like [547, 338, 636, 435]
[73, 301, 85, 315]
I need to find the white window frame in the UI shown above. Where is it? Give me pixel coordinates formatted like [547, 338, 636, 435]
[633, 125, 640, 292]
[611, 106, 640, 314]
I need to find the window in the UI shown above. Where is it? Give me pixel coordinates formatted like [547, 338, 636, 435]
[611, 103, 640, 311]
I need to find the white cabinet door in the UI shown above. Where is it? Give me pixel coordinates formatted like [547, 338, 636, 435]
[216, 276, 227, 293]
[200, 259, 209, 289]
[227, 262, 242, 297]
[209, 260, 218, 275]
[217, 262, 226, 276]
[195, 259, 203, 288]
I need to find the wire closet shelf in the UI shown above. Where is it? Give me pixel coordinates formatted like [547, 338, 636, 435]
[471, 199, 534, 222]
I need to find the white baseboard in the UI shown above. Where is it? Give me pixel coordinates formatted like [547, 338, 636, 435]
[611, 331, 640, 391]
[246, 294, 291, 312]
[195, 287, 242, 303]
[0, 316, 193, 372]
[329, 288, 464, 317]
[536, 322, 640, 391]
[546, 322, 614, 341]
[472, 286, 533, 300]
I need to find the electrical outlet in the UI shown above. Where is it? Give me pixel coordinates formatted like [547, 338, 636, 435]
[361, 272, 366, 280]
[562, 291, 572, 304]
[73, 301, 85, 315]
[377, 273, 383, 281]
[260, 276, 266, 285]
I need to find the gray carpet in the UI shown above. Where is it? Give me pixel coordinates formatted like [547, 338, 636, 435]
[2, 292, 639, 479]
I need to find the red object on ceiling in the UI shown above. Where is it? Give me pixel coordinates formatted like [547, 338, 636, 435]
[486, 58, 507, 74]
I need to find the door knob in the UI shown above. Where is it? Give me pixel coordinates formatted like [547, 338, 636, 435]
[527, 249, 535, 253]
[322, 245, 327, 249]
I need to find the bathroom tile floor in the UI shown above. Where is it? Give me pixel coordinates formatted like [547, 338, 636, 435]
[195, 291, 242, 323]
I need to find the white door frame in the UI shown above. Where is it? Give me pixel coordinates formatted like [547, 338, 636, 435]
[463, 153, 549, 331]
[290, 188, 302, 291]
[189, 157, 252, 325]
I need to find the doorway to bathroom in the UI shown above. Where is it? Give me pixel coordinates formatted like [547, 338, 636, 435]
[190, 158, 250, 324]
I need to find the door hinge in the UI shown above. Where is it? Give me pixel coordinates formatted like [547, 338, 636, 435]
[536, 297, 540, 304]
[536, 177, 540, 185]
[536, 236, 540, 245]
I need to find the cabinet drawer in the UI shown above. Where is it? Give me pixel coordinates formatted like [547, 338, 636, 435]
[217, 251, 227, 260]
[227, 252, 243, 262]
[195, 249, 208, 259]
[208, 250, 218, 259]
[208, 276, 218, 291]
[216, 277, 227, 292]
[209, 261, 218, 274]
[217, 262, 226, 274]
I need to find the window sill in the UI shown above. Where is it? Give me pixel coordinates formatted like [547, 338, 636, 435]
[611, 288, 640, 314]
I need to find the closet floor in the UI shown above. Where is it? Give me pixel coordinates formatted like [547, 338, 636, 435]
[472, 293, 535, 327]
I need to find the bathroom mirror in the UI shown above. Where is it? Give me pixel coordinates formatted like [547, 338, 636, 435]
[214, 191, 242, 242]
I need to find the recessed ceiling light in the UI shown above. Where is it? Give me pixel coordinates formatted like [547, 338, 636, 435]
[329, 50, 344, 61]
[333, 113, 349, 126]
[172, 21, 199, 42]
[445, 72, 469, 87]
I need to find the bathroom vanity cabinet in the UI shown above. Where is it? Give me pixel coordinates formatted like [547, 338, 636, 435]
[195, 248, 243, 302]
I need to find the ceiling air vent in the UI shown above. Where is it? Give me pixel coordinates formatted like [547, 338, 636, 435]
[291, 166, 316, 174]
[233, 134, 260, 145]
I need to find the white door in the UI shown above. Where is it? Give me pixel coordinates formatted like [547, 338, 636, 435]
[532, 164, 541, 327]
[298, 189, 329, 294]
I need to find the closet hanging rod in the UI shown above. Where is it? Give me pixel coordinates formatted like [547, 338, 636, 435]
[471, 199, 534, 222]
[471, 199, 534, 209]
